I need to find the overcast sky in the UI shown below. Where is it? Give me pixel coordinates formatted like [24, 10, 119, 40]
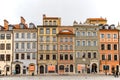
[0, 0, 120, 26]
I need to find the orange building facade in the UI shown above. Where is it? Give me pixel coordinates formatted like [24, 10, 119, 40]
[99, 24, 119, 74]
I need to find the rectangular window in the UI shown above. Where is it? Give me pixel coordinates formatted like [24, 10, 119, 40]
[21, 43, 24, 49]
[32, 33, 36, 39]
[1, 44, 5, 50]
[70, 38, 72, 42]
[108, 55, 111, 60]
[6, 34, 11, 39]
[93, 41, 97, 46]
[40, 36, 43, 42]
[40, 54, 43, 60]
[6, 43, 11, 50]
[0, 54, 4, 61]
[53, 45, 56, 50]
[52, 28, 56, 34]
[46, 36, 50, 42]
[88, 52, 91, 58]
[82, 41, 85, 46]
[46, 45, 49, 50]
[21, 33, 25, 39]
[114, 55, 117, 60]
[82, 32, 85, 36]
[40, 45, 43, 50]
[27, 43, 30, 49]
[6, 67, 9, 71]
[107, 34, 110, 38]
[60, 38, 63, 42]
[16, 33, 19, 38]
[53, 55, 56, 60]
[114, 44, 117, 50]
[16, 54, 19, 59]
[87, 41, 91, 46]
[27, 33, 31, 39]
[100, 34, 104, 38]
[76, 41, 80, 46]
[102, 55, 105, 60]
[27, 53, 30, 59]
[65, 54, 68, 60]
[46, 55, 49, 60]
[76, 52, 80, 58]
[53, 37, 56, 42]
[70, 54, 73, 60]
[1, 34, 5, 39]
[15, 43, 19, 49]
[40, 28, 44, 34]
[46, 28, 50, 34]
[32, 53, 36, 59]
[107, 44, 111, 50]
[113, 34, 117, 39]
[93, 32, 97, 36]
[32, 42, 36, 49]
[60, 45, 63, 50]
[101, 44, 105, 50]
[87, 32, 91, 36]
[60, 54, 63, 60]
[21, 54, 25, 59]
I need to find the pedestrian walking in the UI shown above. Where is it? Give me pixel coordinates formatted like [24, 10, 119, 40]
[116, 70, 119, 77]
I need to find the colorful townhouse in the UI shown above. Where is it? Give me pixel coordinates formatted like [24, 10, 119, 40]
[99, 24, 119, 74]
[73, 21, 99, 74]
[57, 26, 75, 74]
[12, 17, 37, 75]
[37, 15, 60, 74]
[0, 20, 13, 75]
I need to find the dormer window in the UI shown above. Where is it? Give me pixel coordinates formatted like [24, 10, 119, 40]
[20, 24, 24, 29]
[8, 26, 13, 30]
[29, 23, 34, 28]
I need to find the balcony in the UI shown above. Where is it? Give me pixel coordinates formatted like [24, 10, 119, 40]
[15, 49, 37, 52]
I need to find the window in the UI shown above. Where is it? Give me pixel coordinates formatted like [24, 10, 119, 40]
[46, 36, 50, 42]
[0, 54, 4, 61]
[1, 34, 5, 39]
[76, 41, 80, 46]
[32, 42, 36, 49]
[65, 38, 68, 42]
[6, 34, 11, 39]
[45, 21, 48, 25]
[46, 55, 49, 60]
[100, 34, 104, 38]
[87, 32, 91, 36]
[107, 44, 111, 50]
[82, 32, 85, 36]
[40, 45, 43, 50]
[53, 37, 56, 42]
[32, 53, 36, 59]
[93, 32, 97, 36]
[46, 28, 50, 34]
[40, 36, 43, 42]
[49, 21, 52, 25]
[27, 33, 31, 39]
[60, 54, 63, 60]
[103, 65, 109, 70]
[52, 28, 56, 34]
[82, 52, 85, 58]
[53, 45, 56, 50]
[108, 55, 111, 60]
[101, 44, 105, 50]
[53, 55, 56, 60]
[113, 34, 117, 39]
[40, 28, 44, 34]
[16, 54, 19, 59]
[6, 54, 10, 61]
[76, 52, 80, 58]
[21, 43, 24, 49]
[76, 32, 80, 36]
[82, 41, 85, 46]
[93, 41, 97, 46]
[40, 54, 43, 60]
[65, 45, 68, 50]
[93, 52, 97, 58]
[46, 45, 49, 50]
[87, 41, 91, 46]
[1, 44, 5, 50]
[6, 67, 9, 71]
[114, 44, 117, 50]
[53, 21, 56, 25]
[65, 54, 68, 60]
[21, 33, 25, 39]
[15, 43, 19, 49]
[21, 54, 25, 59]
[27, 53, 30, 59]
[60, 38, 63, 42]
[114, 55, 117, 60]
[70, 54, 73, 60]
[32, 33, 36, 39]
[27, 43, 30, 49]
[20, 24, 24, 28]
[102, 55, 105, 60]
[70, 45, 73, 50]
[107, 34, 110, 38]
[16, 33, 19, 38]
[88, 52, 91, 58]
[6, 43, 11, 50]
[60, 45, 63, 50]
[59, 65, 64, 70]
[70, 38, 72, 42]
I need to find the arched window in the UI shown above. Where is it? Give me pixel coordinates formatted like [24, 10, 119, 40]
[70, 65, 73, 72]
[93, 52, 97, 58]
[76, 32, 80, 36]
[107, 44, 111, 50]
[59, 65, 64, 70]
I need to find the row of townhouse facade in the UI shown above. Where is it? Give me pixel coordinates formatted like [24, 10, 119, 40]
[0, 14, 120, 75]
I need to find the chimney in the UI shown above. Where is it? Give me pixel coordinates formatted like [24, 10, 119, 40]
[4, 19, 9, 30]
[21, 16, 26, 24]
[43, 14, 46, 18]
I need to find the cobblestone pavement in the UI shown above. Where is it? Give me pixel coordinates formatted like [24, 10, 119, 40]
[0, 74, 120, 80]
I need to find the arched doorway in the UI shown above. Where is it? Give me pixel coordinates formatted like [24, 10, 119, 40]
[91, 63, 97, 73]
[40, 65, 44, 74]
[15, 64, 21, 74]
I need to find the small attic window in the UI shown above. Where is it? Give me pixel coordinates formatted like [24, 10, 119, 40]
[29, 24, 34, 28]
[20, 24, 24, 29]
